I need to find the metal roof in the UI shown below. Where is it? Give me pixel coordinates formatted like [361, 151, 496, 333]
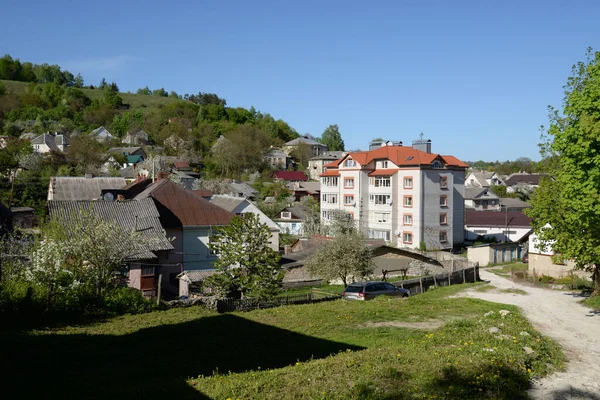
[47, 198, 174, 259]
[135, 179, 234, 227]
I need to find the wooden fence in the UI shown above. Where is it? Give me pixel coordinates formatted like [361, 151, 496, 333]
[392, 265, 481, 295]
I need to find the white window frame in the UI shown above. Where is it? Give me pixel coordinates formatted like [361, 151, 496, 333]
[403, 232, 413, 243]
[403, 177, 413, 188]
[369, 194, 391, 205]
[344, 178, 354, 188]
[371, 176, 391, 187]
[439, 231, 448, 243]
[344, 195, 354, 205]
[369, 212, 391, 223]
[404, 196, 413, 207]
[403, 214, 412, 225]
[368, 229, 391, 241]
[281, 211, 292, 219]
[344, 159, 356, 168]
[381, 161, 388, 168]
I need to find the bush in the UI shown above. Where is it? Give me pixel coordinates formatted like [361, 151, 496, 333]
[103, 287, 157, 315]
[538, 275, 555, 283]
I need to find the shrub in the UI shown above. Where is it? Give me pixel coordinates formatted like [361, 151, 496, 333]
[103, 287, 157, 315]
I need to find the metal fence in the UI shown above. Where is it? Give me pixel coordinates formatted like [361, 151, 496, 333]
[213, 290, 339, 313]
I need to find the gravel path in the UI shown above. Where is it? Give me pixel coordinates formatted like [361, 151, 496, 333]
[459, 269, 600, 400]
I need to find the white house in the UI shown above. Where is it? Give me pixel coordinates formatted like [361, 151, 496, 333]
[527, 227, 586, 279]
[90, 126, 115, 142]
[465, 209, 532, 243]
[464, 187, 501, 211]
[283, 134, 328, 157]
[307, 152, 346, 181]
[31, 132, 68, 153]
[465, 171, 505, 188]
[319, 139, 468, 250]
[210, 195, 280, 252]
[273, 206, 311, 235]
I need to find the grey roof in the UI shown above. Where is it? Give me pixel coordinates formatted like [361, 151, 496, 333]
[49, 177, 127, 201]
[209, 195, 246, 212]
[178, 269, 216, 282]
[108, 147, 144, 155]
[309, 151, 345, 161]
[277, 205, 310, 221]
[284, 136, 324, 146]
[47, 198, 174, 259]
[31, 133, 66, 152]
[90, 126, 114, 140]
[464, 187, 499, 200]
[19, 132, 36, 140]
[288, 181, 320, 193]
[467, 171, 495, 187]
[123, 128, 150, 145]
[500, 197, 531, 209]
[227, 181, 258, 197]
[119, 166, 137, 179]
[266, 148, 288, 157]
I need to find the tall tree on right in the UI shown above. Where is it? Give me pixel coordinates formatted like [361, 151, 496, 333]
[319, 124, 345, 151]
[527, 48, 600, 296]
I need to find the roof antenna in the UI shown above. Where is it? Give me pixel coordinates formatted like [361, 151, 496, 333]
[419, 132, 424, 140]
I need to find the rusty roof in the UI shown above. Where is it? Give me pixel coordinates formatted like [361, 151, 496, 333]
[135, 179, 234, 227]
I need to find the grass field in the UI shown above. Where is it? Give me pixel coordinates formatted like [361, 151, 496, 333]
[487, 262, 529, 277]
[0, 282, 564, 399]
[1, 79, 183, 113]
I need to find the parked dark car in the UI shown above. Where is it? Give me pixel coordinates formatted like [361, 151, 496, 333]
[522, 253, 529, 263]
[341, 281, 410, 301]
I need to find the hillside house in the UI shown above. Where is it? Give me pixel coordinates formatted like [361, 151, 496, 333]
[122, 128, 150, 146]
[307, 152, 345, 181]
[465, 210, 532, 243]
[464, 187, 500, 211]
[273, 205, 312, 235]
[210, 195, 280, 251]
[47, 176, 127, 201]
[31, 132, 68, 153]
[90, 126, 115, 142]
[465, 171, 505, 188]
[47, 198, 174, 297]
[283, 134, 327, 157]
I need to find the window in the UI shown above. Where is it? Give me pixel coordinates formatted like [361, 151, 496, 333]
[141, 266, 155, 276]
[344, 178, 354, 188]
[281, 211, 292, 219]
[404, 195, 413, 207]
[403, 232, 413, 244]
[344, 159, 356, 168]
[439, 213, 447, 225]
[440, 176, 448, 189]
[381, 161, 388, 168]
[344, 195, 354, 205]
[322, 177, 338, 187]
[370, 176, 391, 187]
[322, 193, 326, 202]
[322, 210, 332, 221]
[432, 160, 442, 169]
[440, 195, 448, 206]
[403, 177, 413, 189]
[323, 194, 337, 204]
[369, 212, 391, 223]
[368, 229, 391, 241]
[403, 214, 413, 226]
[369, 194, 391, 205]
[439, 231, 448, 242]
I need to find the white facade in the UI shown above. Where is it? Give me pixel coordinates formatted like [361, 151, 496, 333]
[465, 225, 532, 243]
[320, 147, 466, 250]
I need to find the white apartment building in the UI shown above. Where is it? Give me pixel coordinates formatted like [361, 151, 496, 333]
[320, 142, 467, 250]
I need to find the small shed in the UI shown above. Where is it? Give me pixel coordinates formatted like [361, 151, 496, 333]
[467, 242, 524, 267]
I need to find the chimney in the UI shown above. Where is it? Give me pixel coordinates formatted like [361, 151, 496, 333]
[157, 171, 169, 181]
[412, 138, 432, 153]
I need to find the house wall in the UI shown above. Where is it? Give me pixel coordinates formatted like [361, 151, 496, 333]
[182, 226, 217, 270]
[465, 226, 531, 243]
[467, 243, 522, 266]
[32, 143, 51, 154]
[277, 221, 303, 235]
[128, 262, 142, 290]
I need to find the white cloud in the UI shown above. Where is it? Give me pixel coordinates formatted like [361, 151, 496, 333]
[62, 55, 135, 73]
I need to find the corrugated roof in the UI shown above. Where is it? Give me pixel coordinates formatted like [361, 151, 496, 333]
[273, 171, 308, 181]
[49, 177, 127, 201]
[504, 173, 549, 186]
[135, 179, 234, 227]
[47, 198, 174, 259]
[500, 198, 531, 209]
[192, 190, 213, 198]
[465, 210, 531, 228]
[209, 195, 245, 212]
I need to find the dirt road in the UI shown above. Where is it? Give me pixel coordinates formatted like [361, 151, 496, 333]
[460, 269, 600, 400]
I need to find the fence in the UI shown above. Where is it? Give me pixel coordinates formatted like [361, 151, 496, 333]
[391, 265, 481, 295]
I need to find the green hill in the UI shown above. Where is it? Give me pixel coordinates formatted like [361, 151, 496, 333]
[1, 79, 184, 114]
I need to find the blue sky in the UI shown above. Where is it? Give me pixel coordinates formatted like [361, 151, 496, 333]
[2, 0, 600, 162]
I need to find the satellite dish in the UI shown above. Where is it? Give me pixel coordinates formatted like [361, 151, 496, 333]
[395, 230, 401, 236]
[103, 192, 115, 202]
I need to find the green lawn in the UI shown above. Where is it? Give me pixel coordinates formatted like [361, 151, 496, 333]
[487, 262, 529, 277]
[1, 79, 182, 114]
[583, 295, 600, 310]
[0, 283, 564, 399]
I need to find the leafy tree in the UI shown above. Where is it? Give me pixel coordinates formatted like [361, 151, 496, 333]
[319, 124, 345, 151]
[203, 214, 283, 299]
[152, 88, 168, 97]
[304, 230, 374, 286]
[136, 86, 151, 96]
[65, 135, 107, 171]
[99, 78, 107, 89]
[289, 143, 313, 167]
[186, 92, 226, 106]
[211, 124, 273, 176]
[74, 73, 84, 88]
[102, 86, 123, 108]
[526, 48, 600, 296]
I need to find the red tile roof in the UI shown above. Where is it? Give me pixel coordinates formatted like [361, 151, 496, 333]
[465, 210, 532, 228]
[368, 169, 399, 176]
[135, 179, 234, 227]
[320, 170, 340, 177]
[325, 146, 467, 169]
[273, 171, 308, 181]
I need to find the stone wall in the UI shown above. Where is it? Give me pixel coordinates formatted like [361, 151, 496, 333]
[529, 253, 589, 280]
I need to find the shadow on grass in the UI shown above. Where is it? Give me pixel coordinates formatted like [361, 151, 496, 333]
[1, 313, 364, 399]
[547, 387, 600, 400]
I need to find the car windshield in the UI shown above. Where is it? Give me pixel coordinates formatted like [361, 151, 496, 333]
[344, 286, 363, 293]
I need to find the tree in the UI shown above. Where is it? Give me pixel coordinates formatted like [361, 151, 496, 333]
[136, 86, 151, 96]
[526, 48, 600, 296]
[74, 73, 84, 88]
[304, 231, 374, 286]
[319, 124, 345, 151]
[203, 214, 283, 299]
